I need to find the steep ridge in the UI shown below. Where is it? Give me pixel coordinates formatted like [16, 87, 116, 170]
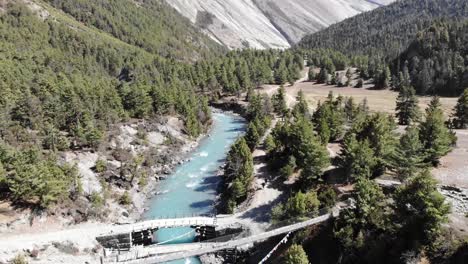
[166, 0, 394, 49]
[254, 0, 379, 44]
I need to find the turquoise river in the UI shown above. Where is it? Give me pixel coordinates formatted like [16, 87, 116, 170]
[143, 112, 245, 264]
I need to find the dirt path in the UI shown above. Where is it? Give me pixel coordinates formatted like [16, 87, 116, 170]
[261, 67, 310, 108]
[230, 69, 312, 233]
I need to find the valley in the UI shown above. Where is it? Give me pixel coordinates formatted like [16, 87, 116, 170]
[0, 0, 467, 264]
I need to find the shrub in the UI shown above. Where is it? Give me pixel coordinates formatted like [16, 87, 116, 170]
[119, 191, 132, 205]
[94, 159, 107, 173]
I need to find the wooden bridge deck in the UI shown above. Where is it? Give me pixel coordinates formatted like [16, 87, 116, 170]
[98, 216, 217, 237]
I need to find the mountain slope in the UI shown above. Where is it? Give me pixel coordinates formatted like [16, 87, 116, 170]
[44, 0, 223, 61]
[166, 0, 393, 49]
[297, 0, 468, 58]
[165, 0, 290, 49]
[254, 0, 379, 44]
[395, 21, 468, 96]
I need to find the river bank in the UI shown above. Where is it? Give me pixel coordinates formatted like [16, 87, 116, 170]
[0, 114, 212, 263]
[0, 111, 248, 264]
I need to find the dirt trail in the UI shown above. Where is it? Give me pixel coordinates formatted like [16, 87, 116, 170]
[228, 69, 312, 234]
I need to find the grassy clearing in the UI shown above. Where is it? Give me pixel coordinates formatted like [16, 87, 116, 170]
[286, 80, 458, 117]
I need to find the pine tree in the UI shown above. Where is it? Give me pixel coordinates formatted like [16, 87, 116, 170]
[392, 126, 427, 181]
[355, 78, 364, 88]
[395, 85, 420, 125]
[272, 86, 288, 117]
[394, 170, 450, 244]
[308, 67, 316, 82]
[419, 97, 453, 166]
[315, 116, 331, 145]
[292, 90, 309, 119]
[339, 133, 377, 182]
[350, 113, 397, 175]
[285, 244, 309, 264]
[245, 121, 260, 150]
[275, 62, 289, 85]
[452, 88, 468, 129]
[313, 94, 345, 142]
[345, 68, 352, 86]
[344, 97, 357, 121]
[222, 137, 254, 213]
[317, 67, 329, 84]
[334, 177, 386, 253]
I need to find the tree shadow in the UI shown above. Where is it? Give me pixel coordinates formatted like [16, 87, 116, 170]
[194, 175, 221, 192]
[189, 199, 215, 209]
[238, 195, 284, 223]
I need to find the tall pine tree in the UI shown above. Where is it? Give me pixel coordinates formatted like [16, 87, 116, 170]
[419, 97, 453, 166]
[452, 88, 468, 129]
[395, 85, 420, 125]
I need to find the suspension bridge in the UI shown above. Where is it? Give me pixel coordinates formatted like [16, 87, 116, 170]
[98, 208, 341, 263]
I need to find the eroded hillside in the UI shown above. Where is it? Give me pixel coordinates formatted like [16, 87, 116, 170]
[166, 0, 395, 49]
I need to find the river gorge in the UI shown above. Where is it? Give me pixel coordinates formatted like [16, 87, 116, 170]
[144, 112, 245, 263]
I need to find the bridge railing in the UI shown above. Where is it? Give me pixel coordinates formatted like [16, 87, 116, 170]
[145, 212, 216, 220]
[266, 207, 334, 232]
[197, 207, 334, 244]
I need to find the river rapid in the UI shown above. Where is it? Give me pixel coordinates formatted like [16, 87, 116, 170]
[143, 112, 245, 264]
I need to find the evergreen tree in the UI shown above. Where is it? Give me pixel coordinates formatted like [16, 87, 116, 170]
[339, 133, 377, 182]
[284, 191, 320, 218]
[280, 155, 297, 180]
[375, 66, 391, 89]
[308, 68, 316, 82]
[292, 90, 309, 119]
[392, 126, 427, 181]
[245, 121, 260, 150]
[355, 78, 364, 88]
[285, 244, 309, 264]
[272, 86, 288, 117]
[345, 68, 353, 86]
[396, 85, 421, 125]
[269, 117, 329, 183]
[394, 170, 450, 245]
[350, 113, 397, 175]
[275, 62, 289, 85]
[313, 93, 345, 142]
[334, 177, 386, 253]
[419, 97, 453, 166]
[344, 97, 357, 121]
[315, 116, 331, 145]
[452, 88, 468, 129]
[317, 67, 329, 84]
[222, 137, 254, 213]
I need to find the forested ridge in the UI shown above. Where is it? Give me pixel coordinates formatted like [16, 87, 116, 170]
[0, 1, 305, 209]
[297, 0, 468, 59]
[43, 0, 224, 61]
[0, 1, 216, 207]
[394, 21, 468, 96]
[298, 0, 468, 97]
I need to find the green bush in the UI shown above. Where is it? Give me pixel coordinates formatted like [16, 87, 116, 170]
[119, 191, 132, 205]
[95, 159, 107, 173]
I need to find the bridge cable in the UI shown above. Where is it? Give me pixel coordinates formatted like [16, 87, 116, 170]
[155, 229, 196, 245]
[258, 232, 292, 264]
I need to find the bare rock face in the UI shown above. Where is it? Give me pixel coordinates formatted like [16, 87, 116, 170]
[165, 0, 290, 49]
[165, 0, 395, 49]
[254, 0, 379, 44]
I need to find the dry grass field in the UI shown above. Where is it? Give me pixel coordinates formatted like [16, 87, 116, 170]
[285, 80, 458, 117]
